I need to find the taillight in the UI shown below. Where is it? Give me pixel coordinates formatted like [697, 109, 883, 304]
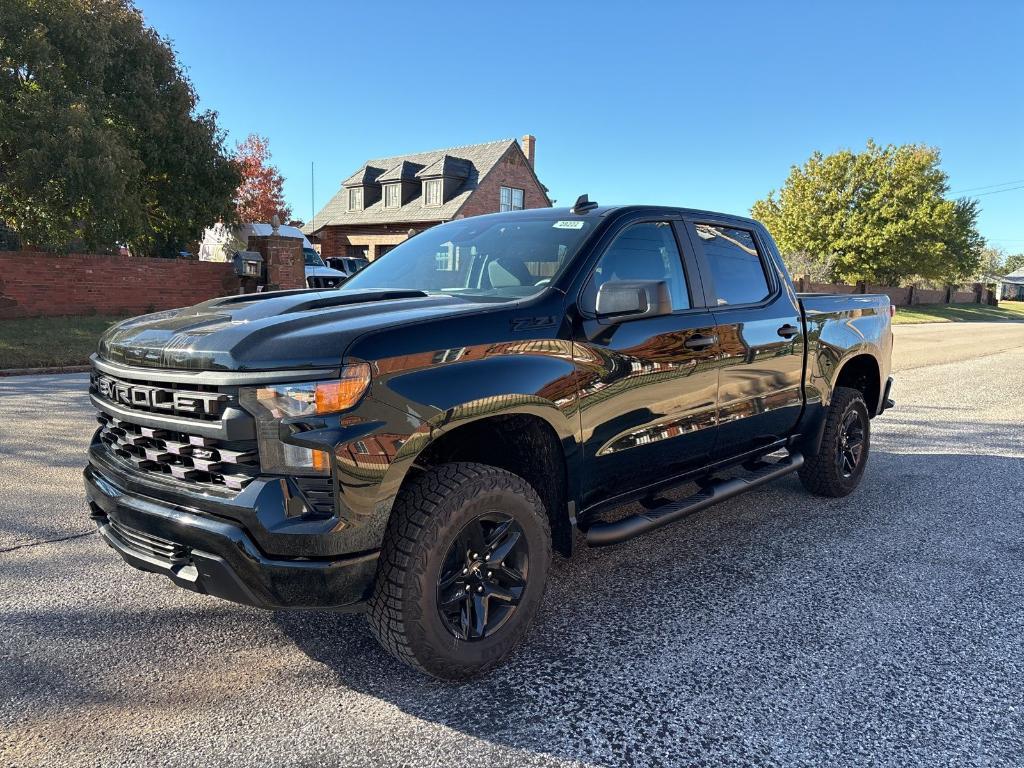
[890, 304, 896, 318]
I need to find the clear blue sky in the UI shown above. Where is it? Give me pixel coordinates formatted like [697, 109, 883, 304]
[137, 0, 1024, 251]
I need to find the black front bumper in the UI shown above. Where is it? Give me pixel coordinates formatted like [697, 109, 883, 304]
[85, 465, 378, 610]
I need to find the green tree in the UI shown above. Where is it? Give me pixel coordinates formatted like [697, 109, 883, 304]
[1004, 252, 1024, 274]
[0, 0, 240, 254]
[751, 140, 984, 285]
[974, 246, 1007, 281]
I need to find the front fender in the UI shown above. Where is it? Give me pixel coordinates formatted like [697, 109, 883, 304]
[332, 347, 582, 552]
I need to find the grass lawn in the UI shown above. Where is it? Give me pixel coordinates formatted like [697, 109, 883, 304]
[893, 301, 1024, 324]
[0, 315, 129, 370]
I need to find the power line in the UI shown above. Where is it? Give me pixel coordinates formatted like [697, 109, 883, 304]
[951, 178, 1024, 194]
[969, 184, 1024, 197]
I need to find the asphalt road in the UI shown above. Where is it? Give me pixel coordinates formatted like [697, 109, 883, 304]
[2, 322, 1023, 767]
[892, 321, 1024, 371]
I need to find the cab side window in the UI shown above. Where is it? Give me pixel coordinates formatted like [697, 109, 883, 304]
[582, 221, 690, 313]
[695, 224, 771, 306]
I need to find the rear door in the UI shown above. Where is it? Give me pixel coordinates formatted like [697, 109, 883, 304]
[683, 219, 804, 459]
[574, 215, 720, 509]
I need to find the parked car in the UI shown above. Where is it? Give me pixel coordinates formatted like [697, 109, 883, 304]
[198, 222, 346, 289]
[302, 247, 347, 289]
[326, 256, 370, 277]
[84, 202, 894, 679]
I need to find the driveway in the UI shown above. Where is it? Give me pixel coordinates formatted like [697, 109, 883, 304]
[2, 323, 1023, 767]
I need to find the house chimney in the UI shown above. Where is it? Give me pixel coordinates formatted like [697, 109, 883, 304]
[522, 134, 536, 168]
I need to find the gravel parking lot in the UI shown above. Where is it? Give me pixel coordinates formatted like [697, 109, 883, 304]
[2, 323, 1023, 767]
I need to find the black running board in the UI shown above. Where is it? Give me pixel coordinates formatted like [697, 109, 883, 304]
[582, 452, 804, 547]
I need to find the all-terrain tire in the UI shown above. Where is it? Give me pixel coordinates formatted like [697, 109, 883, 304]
[798, 386, 871, 497]
[367, 462, 551, 680]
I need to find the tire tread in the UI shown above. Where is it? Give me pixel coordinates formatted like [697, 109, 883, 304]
[367, 461, 550, 678]
[798, 386, 870, 498]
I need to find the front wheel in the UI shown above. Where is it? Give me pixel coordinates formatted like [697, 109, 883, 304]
[798, 386, 871, 497]
[367, 462, 551, 679]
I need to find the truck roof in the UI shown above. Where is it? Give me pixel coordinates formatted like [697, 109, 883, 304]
[545, 204, 761, 227]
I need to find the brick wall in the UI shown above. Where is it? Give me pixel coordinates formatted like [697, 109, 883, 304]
[866, 284, 911, 306]
[248, 234, 304, 289]
[796, 275, 990, 307]
[0, 251, 237, 319]
[317, 226, 417, 261]
[456, 145, 551, 219]
[807, 281, 858, 294]
[913, 288, 946, 305]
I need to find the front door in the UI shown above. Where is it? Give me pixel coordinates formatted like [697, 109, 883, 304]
[574, 218, 720, 510]
[684, 220, 804, 459]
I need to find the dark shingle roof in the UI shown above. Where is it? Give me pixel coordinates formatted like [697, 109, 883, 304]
[306, 139, 520, 231]
[342, 165, 386, 186]
[1003, 268, 1024, 284]
[416, 154, 471, 180]
[376, 160, 425, 183]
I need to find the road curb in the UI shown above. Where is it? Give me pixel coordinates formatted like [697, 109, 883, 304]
[0, 364, 91, 377]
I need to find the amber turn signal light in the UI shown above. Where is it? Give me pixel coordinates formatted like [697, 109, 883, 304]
[314, 363, 372, 414]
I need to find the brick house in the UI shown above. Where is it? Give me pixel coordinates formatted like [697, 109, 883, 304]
[304, 135, 550, 261]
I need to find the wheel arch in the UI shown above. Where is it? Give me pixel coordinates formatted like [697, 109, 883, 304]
[833, 352, 882, 414]
[378, 398, 579, 557]
[794, 349, 882, 458]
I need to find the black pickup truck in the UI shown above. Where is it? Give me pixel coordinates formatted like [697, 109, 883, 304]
[85, 202, 894, 679]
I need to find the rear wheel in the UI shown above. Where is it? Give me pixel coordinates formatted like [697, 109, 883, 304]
[367, 462, 551, 679]
[799, 386, 871, 497]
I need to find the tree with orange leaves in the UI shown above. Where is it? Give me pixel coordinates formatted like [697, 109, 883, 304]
[234, 134, 292, 223]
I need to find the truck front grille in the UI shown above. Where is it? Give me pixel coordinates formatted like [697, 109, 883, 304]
[307, 276, 341, 289]
[97, 413, 258, 491]
[90, 369, 228, 422]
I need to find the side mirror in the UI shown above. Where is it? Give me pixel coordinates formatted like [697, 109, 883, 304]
[595, 280, 671, 322]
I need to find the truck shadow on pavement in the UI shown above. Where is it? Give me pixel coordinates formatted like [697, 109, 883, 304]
[272, 446, 1024, 765]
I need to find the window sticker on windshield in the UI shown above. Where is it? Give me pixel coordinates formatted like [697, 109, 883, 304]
[552, 220, 585, 230]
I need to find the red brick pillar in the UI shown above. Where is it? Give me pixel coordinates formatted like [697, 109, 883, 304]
[248, 235, 305, 290]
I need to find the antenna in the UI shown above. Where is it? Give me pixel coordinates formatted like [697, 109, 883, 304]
[311, 161, 315, 231]
[572, 194, 598, 214]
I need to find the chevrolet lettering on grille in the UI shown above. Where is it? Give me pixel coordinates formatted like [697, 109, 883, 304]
[93, 373, 227, 418]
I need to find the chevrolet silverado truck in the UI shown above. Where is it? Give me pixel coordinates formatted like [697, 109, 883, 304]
[84, 201, 894, 679]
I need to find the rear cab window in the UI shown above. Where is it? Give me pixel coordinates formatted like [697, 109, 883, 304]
[695, 224, 771, 306]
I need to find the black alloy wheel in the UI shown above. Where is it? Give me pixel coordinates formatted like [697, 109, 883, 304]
[798, 386, 871, 498]
[436, 513, 529, 641]
[368, 461, 551, 679]
[836, 408, 867, 478]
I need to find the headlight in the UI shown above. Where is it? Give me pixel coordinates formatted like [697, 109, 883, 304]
[240, 363, 371, 474]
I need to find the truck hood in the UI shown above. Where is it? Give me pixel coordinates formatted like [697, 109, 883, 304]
[97, 289, 482, 371]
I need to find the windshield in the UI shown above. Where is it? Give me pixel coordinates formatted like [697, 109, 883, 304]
[303, 248, 325, 267]
[341, 212, 594, 300]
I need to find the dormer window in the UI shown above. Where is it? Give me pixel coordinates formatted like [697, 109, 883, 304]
[424, 179, 443, 207]
[384, 183, 401, 209]
[500, 186, 524, 212]
[348, 187, 363, 211]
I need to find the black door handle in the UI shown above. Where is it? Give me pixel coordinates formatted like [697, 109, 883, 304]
[684, 333, 718, 350]
[777, 324, 800, 338]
